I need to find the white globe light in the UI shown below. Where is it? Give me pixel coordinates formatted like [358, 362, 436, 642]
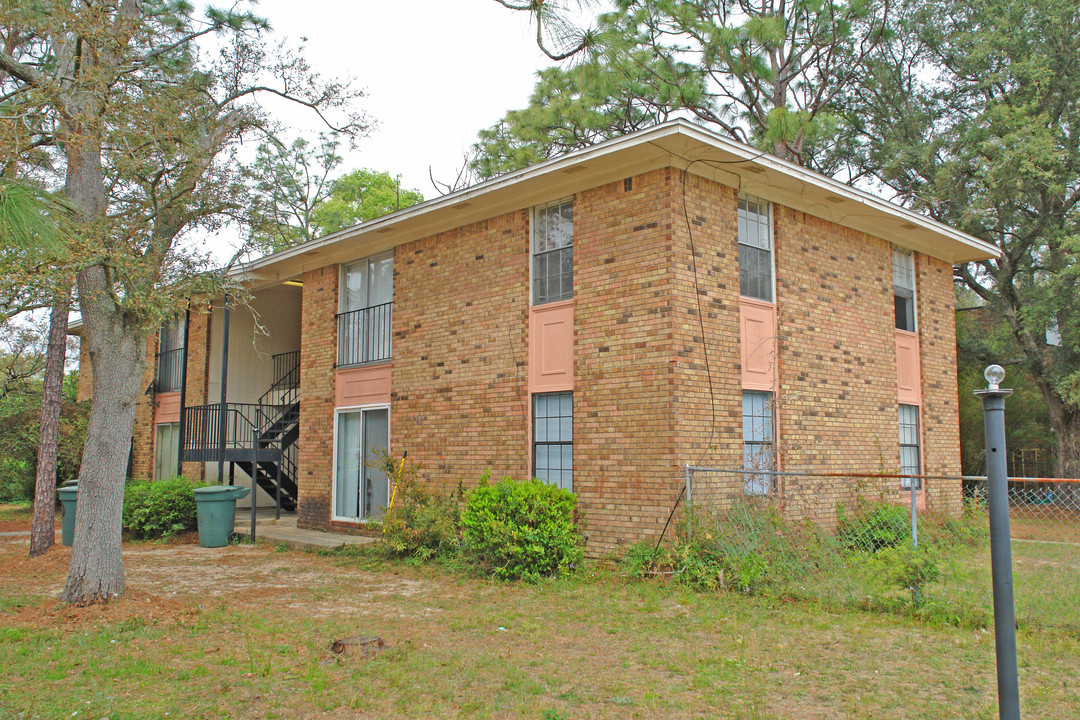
[984, 364, 1006, 390]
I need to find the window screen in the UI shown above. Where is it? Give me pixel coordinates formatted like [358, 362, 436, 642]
[893, 247, 916, 331]
[532, 199, 574, 305]
[738, 196, 773, 302]
[742, 391, 775, 495]
[533, 392, 573, 491]
[899, 404, 922, 490]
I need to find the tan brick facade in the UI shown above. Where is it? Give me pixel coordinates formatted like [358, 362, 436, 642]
[297, 265, 339, 530]
[95, 162, 967, 548]
[391, 211, 531, 496]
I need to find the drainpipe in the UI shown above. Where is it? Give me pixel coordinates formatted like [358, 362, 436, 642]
[217, 293, 230, 485]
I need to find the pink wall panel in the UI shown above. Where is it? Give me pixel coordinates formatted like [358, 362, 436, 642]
[155, 391, 181, 425]
[529, 300, 574, 393]
[895, 331, 922, 405]
[740, 298, 778, 392]
[336, 365, 392, 407]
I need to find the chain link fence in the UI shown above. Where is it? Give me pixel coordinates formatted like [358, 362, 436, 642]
[679, 468, 1080, 633]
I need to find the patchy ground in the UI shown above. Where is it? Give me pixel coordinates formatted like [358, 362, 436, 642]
[1, 504, 1077, 720]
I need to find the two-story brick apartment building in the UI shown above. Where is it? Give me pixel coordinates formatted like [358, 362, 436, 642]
[75, 120, 997, 552]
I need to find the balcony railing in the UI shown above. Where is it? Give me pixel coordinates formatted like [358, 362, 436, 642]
[336, 302, 392, 367]
[156, 346, 184, 393]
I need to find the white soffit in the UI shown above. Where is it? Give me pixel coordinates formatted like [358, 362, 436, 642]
[239, 120, 997, 286]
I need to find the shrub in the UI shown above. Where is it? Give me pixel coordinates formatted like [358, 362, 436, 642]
[122, 477, 201, 539]
[624, 499, 841, 594]
[461, 476, 583, 581]
[838, 501, 911, 551]
[378, 454, 462, 560]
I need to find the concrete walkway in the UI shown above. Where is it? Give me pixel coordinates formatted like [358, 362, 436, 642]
[233, 510, 376, 552]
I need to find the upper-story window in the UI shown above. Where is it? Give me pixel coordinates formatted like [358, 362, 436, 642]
[738, 195, 774, 302]
[532, 198, 574, 305]
[893, 247, 916, 332]
[338, 252, 393, 366]
[156, 316, 185, 392]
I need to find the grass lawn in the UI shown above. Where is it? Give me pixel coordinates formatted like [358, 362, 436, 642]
[0, 503, 1077, 719]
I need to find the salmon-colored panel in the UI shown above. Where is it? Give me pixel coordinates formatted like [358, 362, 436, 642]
[895, 330, 922, 404]
[155, 391, 181, 424]
[336, 365, 392, 407]
[740, 298, 778, 392]
[529, 300, 574, 393]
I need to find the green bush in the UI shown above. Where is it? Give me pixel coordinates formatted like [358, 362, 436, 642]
[378, 454, 462, 560]
[122, 477, 201, 539]
[461, 476, 583, 581]
[838, 501, 911, 551]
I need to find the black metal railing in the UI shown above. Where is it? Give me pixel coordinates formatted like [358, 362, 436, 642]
[336, 302, 392, 366]
[271, 350, 300, 390]
[183, 402, 264, 455]
[156, 347, 184, 393]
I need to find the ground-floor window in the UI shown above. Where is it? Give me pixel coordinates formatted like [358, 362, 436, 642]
[899, 404, 922, 490]
[334, 406, 390, 520]
[742, 391, 775, 495]
[154, 422, 181, 480]
[533, 391, 573, 491]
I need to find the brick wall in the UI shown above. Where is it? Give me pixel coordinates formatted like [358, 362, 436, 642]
[296, 265, 339, 530]
[670, 173, 745, 485]
[179, 307, 211, 480]
[917, 253, 963, 512]
[392, 211, 531, 498]
[573, 170, 686, 553]
[76, 338, 92, 403]
[129, 336, 157, 479]
[770, 208, 900, 522]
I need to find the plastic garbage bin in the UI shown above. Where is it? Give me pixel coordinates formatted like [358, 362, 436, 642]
[58, 481, 79, 547]
[193, 485, 251, 548]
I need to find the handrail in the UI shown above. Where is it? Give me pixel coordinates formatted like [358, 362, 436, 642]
[336, 301, 392, 366]
[155, 347, 184, 393]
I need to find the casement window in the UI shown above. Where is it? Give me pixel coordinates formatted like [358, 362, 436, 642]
[532, 199, 574, 305]
[156, 316, 185, 392]
[154, 422, 181, 480]
[333, 406, 390, 520]
[742, 391, 776, 495]
[738, 195, 774, 302]
[338, 252, 393, 366]
[533, 392, 573, 491]
[899, 404, 922, 490]
[893, 247, 916, 332]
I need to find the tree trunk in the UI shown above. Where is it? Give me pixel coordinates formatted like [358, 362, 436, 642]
[1049, 406, 1080, 479]
[29, 290, 71, 557]
[59, 266, 146, 606]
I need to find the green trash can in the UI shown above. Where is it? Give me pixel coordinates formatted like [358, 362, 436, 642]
[58, 481, 79, 547]
[193, 485, 251, 548]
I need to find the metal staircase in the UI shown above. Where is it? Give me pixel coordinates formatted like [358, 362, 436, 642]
[182, 351, 300, 512]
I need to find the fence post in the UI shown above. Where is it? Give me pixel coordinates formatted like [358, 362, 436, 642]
[910, 480, 918, 549]
[974, 364, 1020, 720]
[685, 464, 692, 504]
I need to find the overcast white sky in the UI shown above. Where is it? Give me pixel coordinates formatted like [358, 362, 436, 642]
[202, 0, 562, 257]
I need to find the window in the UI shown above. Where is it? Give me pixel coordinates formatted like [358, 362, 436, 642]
[338, 253, 393, 366]
[742, 391, 775, 495]
[893, 247, 916, 332]
[334, 407, 390, 520]
[156, 316, 185, 392]
[738, 196, 774, 302]
[532, 199, 574, 305]
[533, 392, 573, 491]
[154, 422, 181, 480]
[899, 404, 922, 490]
